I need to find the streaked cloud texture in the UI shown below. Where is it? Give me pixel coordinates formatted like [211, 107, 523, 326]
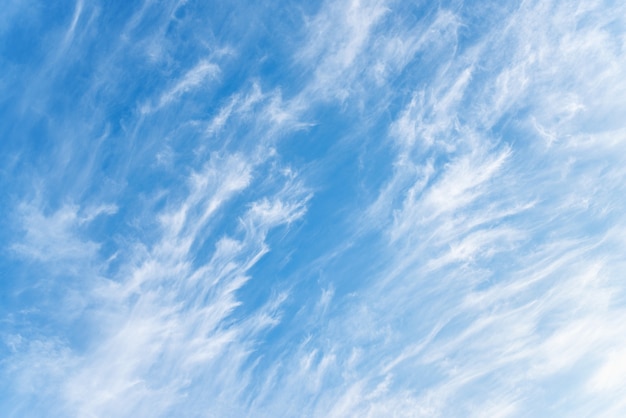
[1, 0, 625, 416]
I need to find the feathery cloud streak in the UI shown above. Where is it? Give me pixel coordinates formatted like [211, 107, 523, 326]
[1, 0, 625, 417]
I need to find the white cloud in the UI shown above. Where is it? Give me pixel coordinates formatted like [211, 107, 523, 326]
[298, 0, 389, 99]
[53, 163, 310, 416]
[11, 202, 104, 263]
[141, 59, 220, 114]
[3, 0, 626, 416]
[588, 347, 626, 393]
[237, 0, 626, 416]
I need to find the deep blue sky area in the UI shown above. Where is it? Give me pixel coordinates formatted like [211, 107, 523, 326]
[1, 1, 626, 417]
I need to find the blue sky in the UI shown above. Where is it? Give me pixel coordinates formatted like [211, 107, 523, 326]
[1, 0, 626, 416]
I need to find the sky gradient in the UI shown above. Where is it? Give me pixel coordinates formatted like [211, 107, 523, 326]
[1, 0, 626, 416]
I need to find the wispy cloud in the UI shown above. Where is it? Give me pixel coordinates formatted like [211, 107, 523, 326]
[11, 202, 105, 264]
[141, 59, 220, 114]
[227, 0, 626, 416]
[5, 154, 310, 417]
[1, 0, 625, 416]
